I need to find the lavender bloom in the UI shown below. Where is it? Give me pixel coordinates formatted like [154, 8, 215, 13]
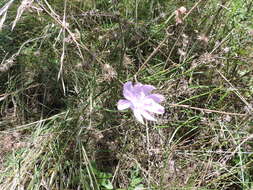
[117, 81, 165, 124]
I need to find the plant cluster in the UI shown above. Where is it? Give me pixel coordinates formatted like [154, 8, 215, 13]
[0, 0, 253, 189]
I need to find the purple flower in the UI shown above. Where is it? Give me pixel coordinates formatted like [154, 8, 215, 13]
[117, 81, 165, 124]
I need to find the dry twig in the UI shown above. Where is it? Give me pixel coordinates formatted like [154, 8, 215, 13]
[168, 103, 247, 116]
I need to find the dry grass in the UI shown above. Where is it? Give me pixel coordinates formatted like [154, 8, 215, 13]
[0, 0, 253, 189]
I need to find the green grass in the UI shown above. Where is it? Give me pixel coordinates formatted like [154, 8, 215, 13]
[0, 0, 253, 189]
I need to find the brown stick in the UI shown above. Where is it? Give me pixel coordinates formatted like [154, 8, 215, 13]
[168, 103, 247, 116]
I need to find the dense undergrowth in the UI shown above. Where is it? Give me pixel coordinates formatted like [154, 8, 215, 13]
[0, 0, 253, 189]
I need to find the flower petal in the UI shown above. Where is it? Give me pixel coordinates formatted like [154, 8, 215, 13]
[147, 94, 165, 103]
[123, 82, 135, 100]
[123, 81, 133, 91]
[140, 110, 156, 121]
[148, 102, 165, 114]
[141, 84, 156, 95]
[133, 109, 144, 124]
[117, 99, 131, 110]
[133, 83, 143, 90]
[142, 98, 165, 114]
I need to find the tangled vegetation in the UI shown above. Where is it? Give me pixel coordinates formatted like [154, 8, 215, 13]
[0, 0, 253, 189]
